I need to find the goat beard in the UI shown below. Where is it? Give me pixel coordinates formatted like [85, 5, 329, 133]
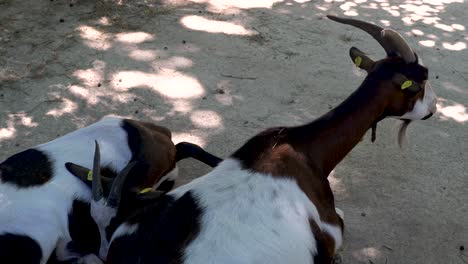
[398, 120, 411, 148]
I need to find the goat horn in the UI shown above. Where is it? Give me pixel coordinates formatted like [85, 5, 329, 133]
[92, 140, 103, 201]
[381, 29, 416, 63]
[107, 161, 137, 208]
[327, 15, 416, 63]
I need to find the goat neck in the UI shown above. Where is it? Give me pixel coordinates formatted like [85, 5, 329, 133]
[291, 78, 388, 177]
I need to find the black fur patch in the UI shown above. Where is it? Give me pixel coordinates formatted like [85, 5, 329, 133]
[175, 142, 222, 168]
[67, 200, 100, 256]
[121, 121, 152, 189]
[0, 233, 42, 264]
[0, 148, 53, 187]
[121, 120, 141, 162]
[106, 192, 202, 264]
[156, 179, 175, 193]
[232, 127, 289, 169]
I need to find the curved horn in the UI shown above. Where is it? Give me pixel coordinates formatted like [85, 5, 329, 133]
[106, 161, 137, 208]
[327, 15, 416, 63]
[381, 29, 416, 63]
[92, 140, 103, 201]
[327, 15, 393, 54]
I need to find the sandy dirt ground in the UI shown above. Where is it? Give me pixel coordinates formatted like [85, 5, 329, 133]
[0, 0, 467, 263]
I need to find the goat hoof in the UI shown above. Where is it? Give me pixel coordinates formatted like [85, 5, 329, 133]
[75, 254, 103, 264]
[335, 207, 344, 220]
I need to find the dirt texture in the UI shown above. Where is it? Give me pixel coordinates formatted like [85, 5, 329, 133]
[0, 0, 467, 263]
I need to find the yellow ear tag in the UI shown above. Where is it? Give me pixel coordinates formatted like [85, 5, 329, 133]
[87, 171, 93, 181]
[139, 188, 152, 194]
[354, 56, 362, 67]
[401, 80, 413, 90]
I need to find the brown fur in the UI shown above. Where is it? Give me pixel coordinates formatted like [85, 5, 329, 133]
[123, 119, 177, 189]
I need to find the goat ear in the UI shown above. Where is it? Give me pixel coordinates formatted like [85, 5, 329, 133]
[65, 162, 92, 183]
[392, 73, 422, 92]
[65, 162, 113, 184]
[349, 47, 375, 72]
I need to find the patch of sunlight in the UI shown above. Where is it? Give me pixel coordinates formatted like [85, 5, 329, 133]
[0, 118, 16, 141]
[69, 85, 90, 98]
[98, 17, 112, 26]
[344, 10, 359, 16]
[0, 127, 15, 141]
[437, 99, 468, 123]
[16, 113, 38, 128]
[400, 4, 438, 16]
[171, 100, 194, 114]
[171, 132, 206, 146]
[340, 1, 356, 11]
[315, 5, 330, 11]
[46, 98, 78, 118]
[76, 26, 111, 50]
[128, 49, 158, 61]
[419, 40, 435, 47]
[353, 247, 381, 261]
[188, 0, 283, 9]
[70, 83, 137, 105]
[115, 32, 154, 44]
[153, 57, 193, 70]
[180, 15, 255, 35]
[380, 19, 391, 26]
[191, 110, 222, 128]
[442, 41, 466, 51]
[328, 170, 347, 198]
[112, 70, 205, 99]
[412, 29, 424, 36]
[0, 113, 38, 142]
[451, 24, 465, 30]
[367, 3, 378, 9]
[387, 9, 400, 17]
[73, 60, 105, 87]
[434, 23, 455, 32]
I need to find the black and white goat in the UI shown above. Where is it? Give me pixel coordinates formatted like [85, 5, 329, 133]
[68, 16, 437, 264]
[0, 116, 221, 264]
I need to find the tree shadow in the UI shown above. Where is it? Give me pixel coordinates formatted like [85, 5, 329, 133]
[0, 0, 466, 263]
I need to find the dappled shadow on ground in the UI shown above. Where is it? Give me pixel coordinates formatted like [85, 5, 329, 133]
[0, 0, 466, 263]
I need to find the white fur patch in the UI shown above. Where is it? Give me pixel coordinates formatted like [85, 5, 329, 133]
[152, 165, 179, 190]
[91, 199, 117, 260]
[110, 223, 139, 244]
[322, 222, 343, 252]
[335, 207, 344, 220]
[0, 116, 132, 263]
[399, 81, 437, 120]
[168, 159, 342, 264]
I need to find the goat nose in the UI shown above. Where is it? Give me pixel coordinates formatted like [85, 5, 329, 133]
[422, 113, 433, 120]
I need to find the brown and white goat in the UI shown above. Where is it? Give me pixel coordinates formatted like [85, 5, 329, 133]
[68, 16, 437, 264]
[0, 116, 221, 264]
